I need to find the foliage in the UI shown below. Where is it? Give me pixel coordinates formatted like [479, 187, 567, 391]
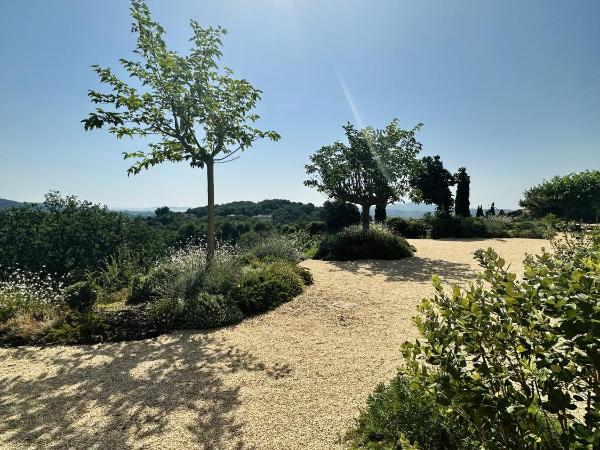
[232, 261, 306, 315]
[315, 224, 414, 261]
[82, 0, 279, 259]
[0, 268, 65, 325]
[305, 220, 327, 236]
[454, 167, 471, 217]
[476, 205, 484, 217]
[178, 292, 243, 329]
[426, 215, 554, 239]
[246, 234, 302, 263]
[520, 170, 600, 222]
[347, 373, 474, 450]
[0, 192, 168, 282]
[188, 199, 321, 224]
[374, 204, 387, 223]
[402, 237, 600, 449]
[409, 155, 454, 214]
[321, 200, 361, 232]
[386, 217, 428, 239]
[305, 120, 422, 230]
[64, 281, 98, 312]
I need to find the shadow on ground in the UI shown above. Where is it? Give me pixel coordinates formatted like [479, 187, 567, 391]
[329, 256, 475, 283]
[0, 331, 291, 449]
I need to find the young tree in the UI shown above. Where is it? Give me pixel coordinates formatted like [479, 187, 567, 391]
[82, 0, 279, 260]
[476, 205, 484, 217]
[454, 167, 470, 217]
[486, 202, 496, 216]
[305, 120, 422, 230]
[409, 155, 455, 214]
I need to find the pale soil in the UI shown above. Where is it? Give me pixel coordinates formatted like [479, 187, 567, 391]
[0, 238, 549, 450]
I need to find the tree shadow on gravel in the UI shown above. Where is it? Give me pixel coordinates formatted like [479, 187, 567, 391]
[329, 256, 475, 283]
[0, 330, 291, 449]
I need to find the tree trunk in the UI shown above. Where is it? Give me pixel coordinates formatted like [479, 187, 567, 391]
[374, 204, 387, 223]
[206, 159, 215, 262]
[361, 204, 371, 231]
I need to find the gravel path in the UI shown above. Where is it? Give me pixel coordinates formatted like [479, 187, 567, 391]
[0, 238, 549, 449]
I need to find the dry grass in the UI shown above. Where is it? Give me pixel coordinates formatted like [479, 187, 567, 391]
[0, 238, 548, 449]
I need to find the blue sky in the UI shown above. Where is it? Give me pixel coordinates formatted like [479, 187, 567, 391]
[1, 0, 599, 209]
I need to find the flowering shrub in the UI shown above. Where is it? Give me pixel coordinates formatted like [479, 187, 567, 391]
[0, 267, 65, 324]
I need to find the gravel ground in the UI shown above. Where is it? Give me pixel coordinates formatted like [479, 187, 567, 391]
[0, 238, 549, 450]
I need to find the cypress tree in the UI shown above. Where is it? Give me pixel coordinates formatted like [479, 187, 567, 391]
[454, 167, 470, 217]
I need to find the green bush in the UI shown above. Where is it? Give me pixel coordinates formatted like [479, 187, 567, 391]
[232, 262, 306, 315]
[247, 234, 301, 263]
[315, 224, 414, 261]
[348, 374, 474, 450]
[305, 220, 328, 235]
[402, 237, 599, 448]
[64, 281, 98, 312]
[386, 217, 428, 239]
[179, 292, 244, 329]
[128, 264, 180, 304]
[46, 311, 105, 344]
[321, 200, 361, 232]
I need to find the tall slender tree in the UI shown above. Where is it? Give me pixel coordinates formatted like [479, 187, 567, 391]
[82, 0, 279, 260]
[454, 167, 471, 217]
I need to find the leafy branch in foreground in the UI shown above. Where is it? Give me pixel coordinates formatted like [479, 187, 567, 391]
[83, 0, 279, 260]
[402, 235, 599, 448]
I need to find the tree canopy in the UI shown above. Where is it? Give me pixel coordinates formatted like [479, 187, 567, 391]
[520, 170, 600, 222]
[409, 155, 455, 214]
[305, 120, 422, 229]
[454, 167, 470, 217]
[82, 0, 279, 259]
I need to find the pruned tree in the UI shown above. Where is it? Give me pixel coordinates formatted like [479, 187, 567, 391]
[305, 120, 422, 230]
[82, 0, 279, 260]
[409, 155, 455, 214]
[454, 167, 470, 217]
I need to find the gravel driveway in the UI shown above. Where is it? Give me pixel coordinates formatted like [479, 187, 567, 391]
[0, 238, 548, 449]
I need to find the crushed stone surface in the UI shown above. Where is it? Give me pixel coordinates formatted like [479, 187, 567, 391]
[0, 238, 548, 449]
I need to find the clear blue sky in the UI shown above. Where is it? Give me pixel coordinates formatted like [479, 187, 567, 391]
[1, 0, 599, 209]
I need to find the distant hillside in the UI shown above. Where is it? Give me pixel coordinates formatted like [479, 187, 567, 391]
[0, 198, 21, 210]
[188, 199, 321, 224]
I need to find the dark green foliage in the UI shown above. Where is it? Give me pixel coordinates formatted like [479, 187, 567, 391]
[410, 155, 455, 214]
[232, 262, 306, 315]
[520, 170, 600, 222]
[46, 312, 106, 344]
[428, 215, 554, 239]
[128, 265, 181, 304]
[189, 199, 321, 224]
[305, 220, 327, 235]
[321, 200, 361, 232]
[178, 292, 243, 329]
[486, 202, 496, 216]
[454, 167, 470, 217]
[475, 205, 484, 217]
[386, 217, 427, 238]
[348, 374, 474, 450]
[374, 204, 387, 223]
[64, 281, 98, 312]
[315, 224, 414, 261]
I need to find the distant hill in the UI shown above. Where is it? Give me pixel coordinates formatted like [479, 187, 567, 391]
[0, 198, 21, 210]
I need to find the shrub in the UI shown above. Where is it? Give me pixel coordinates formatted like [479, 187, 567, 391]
[402, 238, 599, 448]
[321, 200, 361, 232]
[99, 304, 173, 341]
[64, 281, 98, 312]
[46, 311, 106, 344]
[315, 224, 414, 261]
[0, 311, 63, 345]
[348, 373, 474, 450]
[232, 262, 306, 315]
[247, 234, 301, 263]
[305, 220, 327, 235]
[0, 269, 65, 324]
[386, 217, 427, 238]
[179, 292, 243, 329]
[128, 264, 181, 304]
